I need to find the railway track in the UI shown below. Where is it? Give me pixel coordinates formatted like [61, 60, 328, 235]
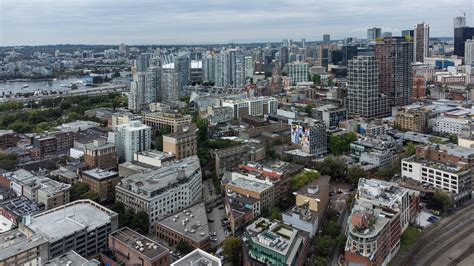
[403, 204, 474, 265]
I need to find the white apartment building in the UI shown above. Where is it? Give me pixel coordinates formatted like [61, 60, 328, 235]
[401, 156, 472, 202]
[115, 156, 202, 224]
[109, 121, 151, 162]
[465, 38, 474, 66]
[222, 97, 278, 119]
[432, 116, 469, 135]
[287, 62, 309, 85]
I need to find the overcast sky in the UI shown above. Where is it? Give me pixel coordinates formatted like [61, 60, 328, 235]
[1, 0, 473, 46]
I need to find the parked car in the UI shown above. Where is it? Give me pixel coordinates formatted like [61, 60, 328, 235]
[427, 216, 439, 223]
[210, 237, 218, 242]
[210, 232, 217, 236]
[431, 210, 440, 216]
[208, 218, 214, 223]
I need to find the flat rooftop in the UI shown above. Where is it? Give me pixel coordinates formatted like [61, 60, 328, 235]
[82, 168, 119, 180]
[0, 229, 47, 261]
[394, 131, 450, 144]
[283, 204, 319, 224]
[0, 196, 44, 217]
[0, 215, 13, 233]
[44, 250, 99, 266]
[84, 141, 115, 151]
[157, 202, 209, 243]
[224, 173, 272, 193]
[171, 248, 221, 266]
[357, 178, 409, 212]
[246, 218, 299, 257]
[135, 150, 175, 161]
[118, 156, 201, 196]
[296, 175, 330, 198]
[28, 200, 117, 242]
[110, 227, 169, 261]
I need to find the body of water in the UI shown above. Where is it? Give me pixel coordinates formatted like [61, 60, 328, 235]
[0, 77, 89, 95]
[0, 72, 131, 95]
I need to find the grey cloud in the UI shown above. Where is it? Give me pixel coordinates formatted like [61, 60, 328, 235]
[0, 0, 472, 45]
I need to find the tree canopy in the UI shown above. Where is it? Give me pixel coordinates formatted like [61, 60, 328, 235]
[223, 237, 242, 265]
[329, 132, 357, 155]
[290, 170, 320, 191]
[315, 156, 347, 179]
[347, 165, 367, 185]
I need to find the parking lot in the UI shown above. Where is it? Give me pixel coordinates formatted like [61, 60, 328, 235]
[206, 203, 229, 249]
[414, 207, 440, 228]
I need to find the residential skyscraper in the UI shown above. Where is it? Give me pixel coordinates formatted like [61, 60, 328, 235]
[454, 16, 466, 30]
[110, 121, 152, 163]
[323, 34, 330, 45]
[346, 56, 390, 119]
[414, 23, 430, 62]
[202, 54, 216, 82]
[367, 27, 382, 41]
[145, 66, 161, 103]
[161, 68, 179, 102]
[375, 37, 414, 106]
[280, 46, 289, 69]
[234, 55, 246, 88]
[465, 38, 474, 65]
[301, 38, 306, 47]
[244, 56, 253, 79]
[454, 27, 474, 56]
[136, 53, 152, 72]
[128, 72, 146, 112]
[128, 66, 161, 112]
[176, 53, 190, 91]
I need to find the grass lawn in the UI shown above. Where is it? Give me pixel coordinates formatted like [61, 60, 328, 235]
[400, 226, 421, 252]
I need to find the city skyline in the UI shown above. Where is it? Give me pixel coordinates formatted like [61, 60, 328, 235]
[1, 0, 473, 46]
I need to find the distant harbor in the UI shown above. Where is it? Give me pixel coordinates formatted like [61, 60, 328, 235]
[0, 77, 89, 95]
[0, 72, 131, 96]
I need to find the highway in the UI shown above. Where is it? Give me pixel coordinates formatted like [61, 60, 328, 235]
[402, 204, 474, 266]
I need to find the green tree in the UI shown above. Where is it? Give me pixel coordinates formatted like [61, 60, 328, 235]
[314, 256, 328, 266]
[290, 170, 320, 191]
[69, 182, 91, 201]
[335, 234, 347, 251]
[448, 134, 458, 144]
[314, 235, 333, 257]
[312, 74, 321, 85]
[315, 156, 347, 179]
[176, 240, 193, 255]
[195, 117, 208, 141]
[0, 154, 18, 170]
[59, 101, 72, 110]
[223, 237, 242, 265]
[155, 126, 171, 151]
[376, 166, 394, 181]
[328, 132, 357, 155]
[347, 165, 366, 185]
[263, 207, 282, 221]
[405, 142, 417, 157]
[325, 221, 342, 238]
[34, 122, 56, 133]
[9, 121, 33, 133]
[304, 104, 314, 116]
[131, 211, 150, 234]
[432, 191, 453, 214]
